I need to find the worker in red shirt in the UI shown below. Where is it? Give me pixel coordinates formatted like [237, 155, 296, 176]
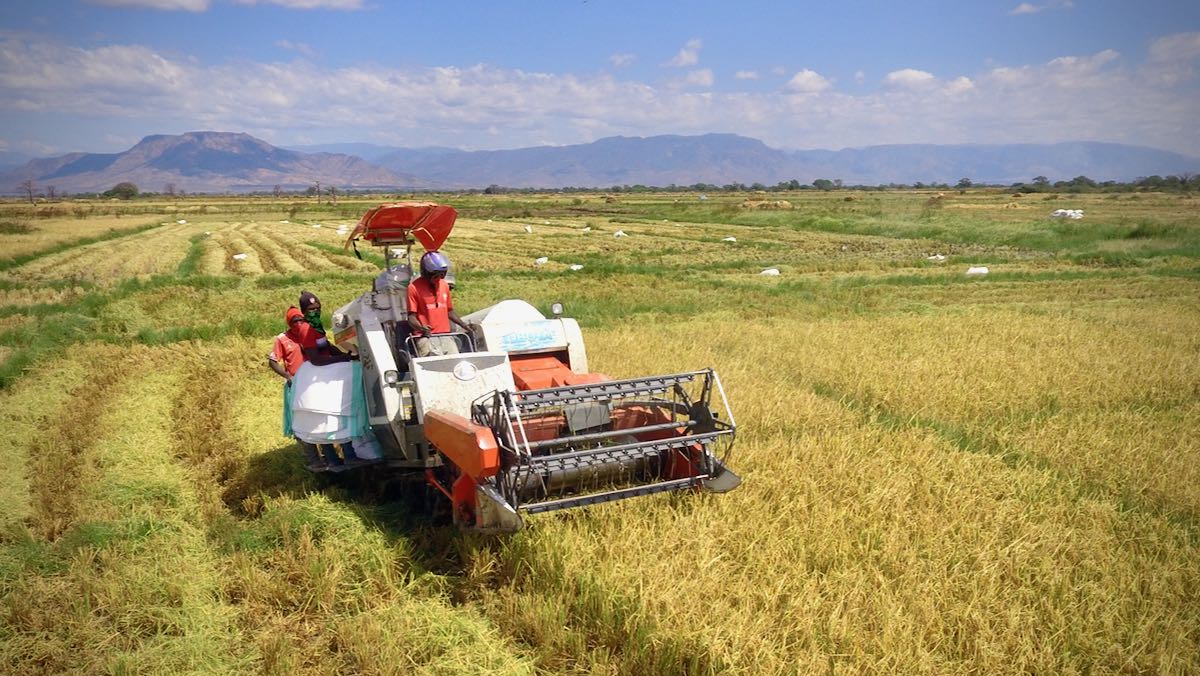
[292, 291, 363, 469]
[296, 290, 356, 365]
[406, 251, 475, 356]
[268, 306, 307, 382]
[268, 306, 326, 468]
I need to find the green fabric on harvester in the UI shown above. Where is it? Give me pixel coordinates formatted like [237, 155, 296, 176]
[281, 380, 294, 437]
[350, 359, 368, 439]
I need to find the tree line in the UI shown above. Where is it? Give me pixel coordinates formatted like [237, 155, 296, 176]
[13, 173, 1199, 202]
[482, 173, 1199, 195]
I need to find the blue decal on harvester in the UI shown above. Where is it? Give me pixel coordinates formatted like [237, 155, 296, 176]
[499, 321, 559, 352]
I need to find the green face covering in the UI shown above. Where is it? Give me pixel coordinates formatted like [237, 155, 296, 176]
[304, 310, 325, 334]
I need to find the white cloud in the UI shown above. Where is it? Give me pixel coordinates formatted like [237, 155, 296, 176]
[683, 69, 714, 87]
[854, 70, 865, 84]
[735, 70, 759, 80]
[89, 0, 365, 9]
[1, 37, 1197, 156]
[664, 39, 701, 68]
[946, 76, 974, 93]
[1142, 33, 1200, 86]
[232, 0, 364, 8]
[884, 68, 936, 88]
[786, 69, 831, 93]
[1047, 49, 1119, 71]
[1148, 32, 1200, 63]
[86, 0, 210, 10]
[609, 52, 636, 68]
[275, 39, 317, 59]
[1009, 0, 1073, 15]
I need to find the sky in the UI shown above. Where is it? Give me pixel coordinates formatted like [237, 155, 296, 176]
[0, 0, 1198, 158]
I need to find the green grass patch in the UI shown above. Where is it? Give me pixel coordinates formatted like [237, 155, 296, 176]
[1124, 218, 1182, 239]
[306, 239, 387, 268]
[175, 233, 208, 276]
[0, 220, 34, 234]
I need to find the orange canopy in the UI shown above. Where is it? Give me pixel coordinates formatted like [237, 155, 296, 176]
[344, 202, 457, 251]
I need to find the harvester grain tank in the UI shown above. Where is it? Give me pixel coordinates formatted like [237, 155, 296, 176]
[327, 203, 740, 531]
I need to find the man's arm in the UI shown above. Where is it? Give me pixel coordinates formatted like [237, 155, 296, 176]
[407, 282, 431, 336]
[268, 357, 290, 381]
[297, 323, 353, 365]
[448, 309, 474, 332]
[408, 313, 431, 336]
[302, 344, 353, 365]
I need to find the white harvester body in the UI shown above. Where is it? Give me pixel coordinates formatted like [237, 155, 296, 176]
[306, 202, 739, 531]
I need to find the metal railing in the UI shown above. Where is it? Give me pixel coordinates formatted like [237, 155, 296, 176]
[471, 368, 737, 514]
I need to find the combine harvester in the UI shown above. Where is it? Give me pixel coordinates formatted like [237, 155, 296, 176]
[326, 203, 740, 531]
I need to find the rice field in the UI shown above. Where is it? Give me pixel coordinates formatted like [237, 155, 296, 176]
[0, 214, 164, 263]
[1, 191, 1197, 674]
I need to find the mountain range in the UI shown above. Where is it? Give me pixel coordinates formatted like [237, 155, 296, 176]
[1, 132, 426, 195]
[3, 131, 1197, 195]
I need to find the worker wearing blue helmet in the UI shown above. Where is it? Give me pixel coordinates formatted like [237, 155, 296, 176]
[406, 250, 475, 356]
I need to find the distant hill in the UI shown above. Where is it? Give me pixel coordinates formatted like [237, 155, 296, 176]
[374, 134, 1200, 188]
[1, 131, 427, 194]
[374, 134, 797, 188]
[284, 142, 408, 162]
[797, 142, 1200, 186]
[4, 132, 1196, 194]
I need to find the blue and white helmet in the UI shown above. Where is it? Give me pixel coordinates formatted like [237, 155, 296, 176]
[421, 250, 450, 275]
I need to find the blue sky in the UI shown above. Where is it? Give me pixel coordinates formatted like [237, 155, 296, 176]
[1, 0, 1198, 157]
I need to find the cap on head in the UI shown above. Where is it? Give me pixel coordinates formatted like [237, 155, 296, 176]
[286, 306, 304, 325]
[421, 251, 450, 275]
[299, 290, 319, 310]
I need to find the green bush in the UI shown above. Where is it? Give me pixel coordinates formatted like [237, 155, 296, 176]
[103, 182, 140, 200]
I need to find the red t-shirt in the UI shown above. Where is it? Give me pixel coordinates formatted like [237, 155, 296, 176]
[295, 321, 324, 350]
[407, 276, 453, 334]
[270, 332, 305, 376]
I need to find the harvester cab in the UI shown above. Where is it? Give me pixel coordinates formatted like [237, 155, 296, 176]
[328, 202, 741, 531]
